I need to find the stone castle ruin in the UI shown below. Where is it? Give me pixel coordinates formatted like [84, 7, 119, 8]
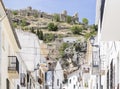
[8, 6, 79, 23]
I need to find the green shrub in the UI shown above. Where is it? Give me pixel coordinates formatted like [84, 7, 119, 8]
[71, 25, 82, 34]
[37, 30, 43, 40]
[12, 11, 18, 15]
[82, 18, 89, 25]
[20, 19, 28, 27]
[33, 13, 39, 18]
[59, 43, 69, 57]
[53, 14, 60, 22]
[47, 23, 58, 31]
[12, 22, 17, 28]
[90, 24, 98, 31]
[43, 33, 55, 42]
[66, 16, 72, 23]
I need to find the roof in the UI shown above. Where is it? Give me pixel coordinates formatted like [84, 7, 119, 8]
[7, 15, 21, 49]
[48, 61, 57, 71]
[67, 69, 80, 78]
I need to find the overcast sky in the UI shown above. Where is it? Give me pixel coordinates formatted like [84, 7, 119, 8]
[3, 0, 96, 24]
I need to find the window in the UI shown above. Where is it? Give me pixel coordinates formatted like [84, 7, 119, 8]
[27, 73, 29, 83]
[110, 60, 113, 89]
[6, 79, 10, 89]
[79, 84, 81, 87]
[60, 83, 62, 89]
[57, 79, 59, 86]
[69, 79, 71, 84]
[73, 85, 75, 89]
[92, 51, 99, 67]
[30, 79, 31, 88]
[17, 85, 20, 89]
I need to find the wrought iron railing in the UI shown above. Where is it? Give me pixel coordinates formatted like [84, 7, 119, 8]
[8, 56, 19, 73]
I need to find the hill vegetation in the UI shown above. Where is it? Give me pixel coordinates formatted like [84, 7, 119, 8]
[8, 7, 98, 70]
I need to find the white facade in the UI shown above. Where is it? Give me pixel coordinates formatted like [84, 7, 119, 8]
[67, 74, 80, 89]
[96, 0, 120, 89]
[0, 1, 21, 89]
[100, 0, 120, 41]
[16, 29, 41, 71]
[0, 1, 46, 88]
[63, 70, 81, 89]
[16, 29, 46, 89]
[99, 41, 120, 89]
[46, 61, 63, 89]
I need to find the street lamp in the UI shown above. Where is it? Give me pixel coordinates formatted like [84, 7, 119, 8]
[89, 36, 95, 46]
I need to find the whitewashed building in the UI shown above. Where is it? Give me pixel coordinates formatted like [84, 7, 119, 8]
[45, 61, 63, 89]
[16, 29, 46, 89]
[0, 1, 21, 89]
[95, 0, 120, 89]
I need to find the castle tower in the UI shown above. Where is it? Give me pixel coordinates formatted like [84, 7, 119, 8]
[74, 12, 78, 18]
[62, 10, 67, 16]
[73, 12, 79, 23]
[27, 6, 32, 11]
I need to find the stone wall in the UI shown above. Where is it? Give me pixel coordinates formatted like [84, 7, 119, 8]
[7, 7, 79, 23]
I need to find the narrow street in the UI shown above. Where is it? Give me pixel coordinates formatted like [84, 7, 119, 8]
[0, 0, 120, 89]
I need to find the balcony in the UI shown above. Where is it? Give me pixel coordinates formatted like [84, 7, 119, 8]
[20, 73, 26, 87]
[8, 56, 19, 78]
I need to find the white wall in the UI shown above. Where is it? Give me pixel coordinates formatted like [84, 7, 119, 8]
[16, 29, 40, 71]
[67, 74, 80, 89]
[53, 62, 63, 89]
[101, 0, 120, 40]
[1, 18, 18, 89]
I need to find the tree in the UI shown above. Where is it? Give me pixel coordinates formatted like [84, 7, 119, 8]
[31, 27, 36, 33]
[43, 33, 55, 43]
[47, 23, 58, 31]
[90, 24, 98, 31]
[82, 18, 89, 25]
[71, 25, 82, 34]
[20, 19, 28, 27]
[12, 11, 18, 15]
[59, 43, 69, 57]
[34, 13, 39, 18]
[12, 22, 17, 28]
[37, 30, 43, 40]
[66, 16, 72, 23]
[53, 14, 60, 22]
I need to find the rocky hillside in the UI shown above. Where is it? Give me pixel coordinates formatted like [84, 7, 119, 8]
[7, 7, 98, 71]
